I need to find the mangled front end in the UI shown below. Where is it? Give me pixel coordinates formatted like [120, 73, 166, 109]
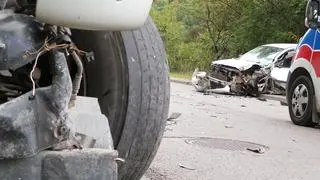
[0, 11, 118, 180]
[208, 62, 266, 96]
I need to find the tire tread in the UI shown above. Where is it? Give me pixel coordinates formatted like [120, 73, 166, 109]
[118, 18, 170, 180]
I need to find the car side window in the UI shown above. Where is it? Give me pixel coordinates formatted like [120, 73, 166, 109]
[274, 50, 296, 68]
[283, 50, 296, 68]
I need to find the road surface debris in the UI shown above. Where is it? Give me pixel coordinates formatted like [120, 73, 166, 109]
[178, 163, 196, 170]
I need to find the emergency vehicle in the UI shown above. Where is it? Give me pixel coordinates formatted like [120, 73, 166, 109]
[287, 0, 320, 126]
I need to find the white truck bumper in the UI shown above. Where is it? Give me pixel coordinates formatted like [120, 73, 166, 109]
[36, 0, 153, 31]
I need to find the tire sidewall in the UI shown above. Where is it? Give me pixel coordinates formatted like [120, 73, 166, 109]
[117, 18, 170, 180]
[71, 17, 170, 180]
[288, 76, 313, 125]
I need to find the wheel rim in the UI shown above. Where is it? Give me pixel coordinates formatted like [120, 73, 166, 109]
[292, 84, 309, 118]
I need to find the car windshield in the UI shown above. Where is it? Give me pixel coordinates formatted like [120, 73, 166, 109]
[239, 45, 284, 65]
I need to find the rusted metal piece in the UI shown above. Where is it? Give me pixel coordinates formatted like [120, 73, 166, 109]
[69, 51, 83, 108]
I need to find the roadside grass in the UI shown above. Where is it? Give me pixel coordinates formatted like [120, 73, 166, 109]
[169, 72, 193, 80]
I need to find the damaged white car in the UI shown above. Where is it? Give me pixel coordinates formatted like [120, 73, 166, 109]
[192, 43, 297, 96]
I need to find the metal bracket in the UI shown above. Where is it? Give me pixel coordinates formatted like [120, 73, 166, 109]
[0, 50, 73, 159]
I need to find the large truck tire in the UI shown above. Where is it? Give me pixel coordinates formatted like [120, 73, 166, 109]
[72, 17, 170, 180]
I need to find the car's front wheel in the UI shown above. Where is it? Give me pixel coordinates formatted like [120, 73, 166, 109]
[288, 75, 317, 127]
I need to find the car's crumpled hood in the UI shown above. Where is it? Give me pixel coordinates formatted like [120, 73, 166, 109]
[212, 58, 262, 71]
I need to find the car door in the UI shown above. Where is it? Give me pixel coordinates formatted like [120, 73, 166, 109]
[271, 49, 296, 84]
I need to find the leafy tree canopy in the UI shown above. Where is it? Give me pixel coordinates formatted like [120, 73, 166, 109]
[151, 0, 307, 72]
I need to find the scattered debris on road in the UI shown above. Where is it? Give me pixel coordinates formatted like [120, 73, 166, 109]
[166, 112, 181, 125]
[168, 112, 182, 121]
[115, 158, 125, 163]
[166, 112, 181, 131]
[166, 121, 177, 126]
[178, 163, 196, 171]
[246, 147, 265, 154]
[257, 97, 267, 102]
[225, 125, 234, 129]
[144, 168, 168, 180]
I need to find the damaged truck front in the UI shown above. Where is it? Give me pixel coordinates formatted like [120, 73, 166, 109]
[0, 0, 170, 180]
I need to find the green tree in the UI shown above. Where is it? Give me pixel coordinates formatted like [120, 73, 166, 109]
[151, 0, 308, 72]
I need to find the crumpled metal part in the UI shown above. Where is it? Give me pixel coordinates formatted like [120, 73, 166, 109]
[0, 50, 73, 159]
[229, 72, 262, 97]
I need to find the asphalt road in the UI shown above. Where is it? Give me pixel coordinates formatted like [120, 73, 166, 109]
[143, 82, 320, 180]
